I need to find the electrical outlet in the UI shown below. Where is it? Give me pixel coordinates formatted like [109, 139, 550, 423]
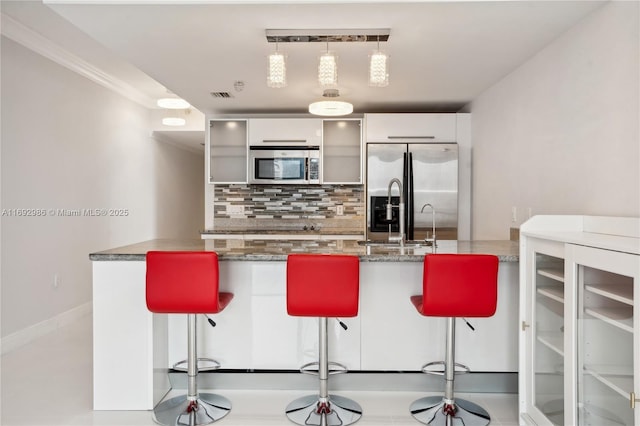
[511, 207, 517, 223]
[53, 273, 60, 289]
[336, 205, 344, 216]
[528, 207, 533, 219]
[227, 205, 244, 215]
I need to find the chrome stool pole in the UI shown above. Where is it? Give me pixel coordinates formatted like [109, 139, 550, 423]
[285, 317, 362, 426]
[153, 314, 231, 426]
[410, 318, 490, 426]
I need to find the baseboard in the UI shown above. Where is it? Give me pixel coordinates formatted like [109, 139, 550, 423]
[1, 302, 92, 355]
[169, 370, 518, 394]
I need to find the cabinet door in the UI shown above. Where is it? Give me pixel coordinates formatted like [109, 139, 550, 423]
[248, 118, 322, 146]
[322, 119, 362, 183]
[365, 113, 456, 143]
[208, 119, 247, 183]
[566, 244, 639, 426]
[521, 238, 566, 426]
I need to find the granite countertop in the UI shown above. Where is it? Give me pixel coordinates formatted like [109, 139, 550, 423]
[90, 238, 519, 262]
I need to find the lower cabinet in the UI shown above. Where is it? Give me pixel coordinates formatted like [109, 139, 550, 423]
[519, 216, 640, 426]
[168, 261, 361, 371]
[167, 260, 518, 373]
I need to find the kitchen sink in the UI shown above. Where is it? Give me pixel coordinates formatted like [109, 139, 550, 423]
[357, 239, 435, 248]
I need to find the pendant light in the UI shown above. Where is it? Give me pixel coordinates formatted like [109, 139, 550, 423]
[369, 36, 389, 87]
[318, 38, 337, 87]
[267, 37, 287, 88]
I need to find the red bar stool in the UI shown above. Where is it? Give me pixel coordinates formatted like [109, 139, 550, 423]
[409, 254, 499, 426]
[146, 251, 233, 426]
[285, 254, 362, 426]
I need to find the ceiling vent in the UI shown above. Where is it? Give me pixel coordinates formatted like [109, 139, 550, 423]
[210, 91, 233, 98]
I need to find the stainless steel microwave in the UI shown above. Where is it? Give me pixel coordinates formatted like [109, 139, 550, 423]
[249, 146, 320, 184]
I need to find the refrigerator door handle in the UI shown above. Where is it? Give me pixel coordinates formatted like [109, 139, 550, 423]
[407, 151, 414, 240]
[402, 151, 413, 241]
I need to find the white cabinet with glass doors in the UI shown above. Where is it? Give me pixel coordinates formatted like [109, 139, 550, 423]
[566, 243, 639, 426]
[322, 119, 362, 184]
[519, 215, 640, 426]
[520, 237, 567, 425]
[207, 119, 247, 184]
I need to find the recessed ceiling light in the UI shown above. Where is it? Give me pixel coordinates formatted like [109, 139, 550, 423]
[162, 117, 186, 126]
[157, 98, 190, 109]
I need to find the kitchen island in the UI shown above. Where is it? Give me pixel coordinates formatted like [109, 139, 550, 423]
[90, 238, 518, 410]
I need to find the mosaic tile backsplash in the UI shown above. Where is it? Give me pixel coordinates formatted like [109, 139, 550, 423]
[213, 184, 364, 232]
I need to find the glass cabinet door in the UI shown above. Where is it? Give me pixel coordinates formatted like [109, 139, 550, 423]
[571, 245, 638, 426]
[322, 119, 361, 183]
[533, 250, 566, 425]
[208, 119, 247, 183]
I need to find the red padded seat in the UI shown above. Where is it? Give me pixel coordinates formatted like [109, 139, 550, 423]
[411, 254, 498, 318]
[146, 251, 233, 314]
[286, 254, 360, 318]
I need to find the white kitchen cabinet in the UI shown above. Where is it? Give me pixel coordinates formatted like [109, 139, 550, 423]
[360, 261, 519, 372]
[208, 119, 247, 184]
[365, 113, 457, 143]
[170, 261, 360, 371]
[519, 215, 640, 426]
[248, 118, 322, 146]
[322, 119, 362, 184]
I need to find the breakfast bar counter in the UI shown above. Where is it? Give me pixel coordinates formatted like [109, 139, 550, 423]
[90, 238, 519, 410]
[89, 238, 518, 262]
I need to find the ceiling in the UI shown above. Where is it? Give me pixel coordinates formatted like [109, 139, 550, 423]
[1, 1, 605, 146]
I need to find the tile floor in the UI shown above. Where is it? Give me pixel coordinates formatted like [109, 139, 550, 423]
[1, 318, 520, 425]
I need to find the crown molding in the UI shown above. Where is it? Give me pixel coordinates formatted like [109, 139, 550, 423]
[1, 13, 156, 108]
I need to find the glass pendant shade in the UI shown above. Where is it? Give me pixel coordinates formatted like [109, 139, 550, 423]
[369, 50, 389, 87]
[267, 52, 287, 88]
[318, 51, 338, 86]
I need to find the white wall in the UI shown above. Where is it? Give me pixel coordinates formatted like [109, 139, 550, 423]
[1, 37, 203, 338]
[468, 1, 639, 239]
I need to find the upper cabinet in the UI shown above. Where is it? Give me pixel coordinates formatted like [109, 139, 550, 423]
[249, 118, 322, 146]
[322, 119, 362, 184]
[208, 119, 247, 184]
[365, 113, 457, 143]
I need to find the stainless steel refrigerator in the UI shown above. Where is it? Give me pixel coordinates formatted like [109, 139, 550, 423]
[366, 143, 458, 241]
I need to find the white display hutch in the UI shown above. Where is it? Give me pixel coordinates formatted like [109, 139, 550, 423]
[519, 215, 640, 426]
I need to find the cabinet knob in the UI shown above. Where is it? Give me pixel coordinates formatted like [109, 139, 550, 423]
[521, 321, 530, 331]
[632, 392, 639, 409]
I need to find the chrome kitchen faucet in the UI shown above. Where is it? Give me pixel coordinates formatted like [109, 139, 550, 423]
[386, 178, 405, 244]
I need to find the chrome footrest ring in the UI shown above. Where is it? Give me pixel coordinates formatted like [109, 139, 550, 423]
[172, 357, 221, 372]
[300, 361, 348, 376]
[420, 361, 471, 376]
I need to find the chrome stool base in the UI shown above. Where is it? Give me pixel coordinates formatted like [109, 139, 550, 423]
[410, 396, 490, 426]
[286, 394, 362, 426]
[153, 393, 231, 426]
